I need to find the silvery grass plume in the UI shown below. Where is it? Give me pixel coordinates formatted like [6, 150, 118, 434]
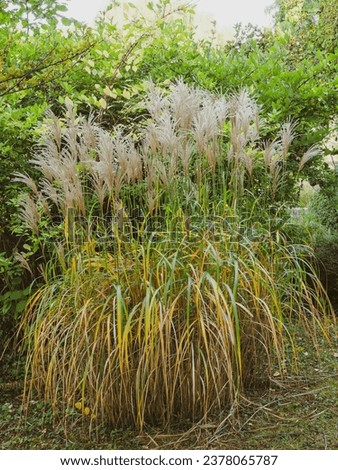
[280, 119, 297, 160]
[192, 93, 229, 172]
[228, 90, 260, 170]
[262, 120, 320, 198]
[149, 110, 181, 162]
[13, 81, 322, 233]
[12, 172, 38, 196]
[16, 194, 40, 235]
[144, 79, 229, 175]
[226, 90, 260, 196]
[270, 162, 283, 199]
[144, 80, 169, 121]
[263, 138, 280, 169]
[25, 104, 87, 217]
[299, 145, 322, 171]
[168, 79, 202, 131]
[44, 108, 62, 150]
[13, 251, 33, 274]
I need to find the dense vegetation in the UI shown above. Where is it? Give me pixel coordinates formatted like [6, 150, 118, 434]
[0, 0, 337, 445]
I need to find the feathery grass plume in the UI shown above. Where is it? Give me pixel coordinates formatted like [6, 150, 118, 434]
[243, 150, 254, 176]
[214, 95, 230, 124]
[143, 121, 159, 155]
[80, 112, 100, 151]
[227, 89, 260, 198]
[153, 110, 181, 158]
[229, 89, 260, 147]
[127, 146, 143, 183]
[270, 161, 283, 199]
[90, 172, 106, 210]
[13, 251, 33, 275]
[263, 138, 280, 169]
[269, 153, 282, 177]
[299, 145, 322, 170]
[144, 80, 169, 120]
[168, 78, 201, 131]
[93, 127, 119, 192]
[12, 172, 38, 196]
[280, 119, 297, 160]
[44, 108, 63, 150]
[193, 102, 218, 154]
[17, 194, 40, 235]
[29, 138, 62, 182]
[153, 160, 170, 187]
[39, 178, 61, 209]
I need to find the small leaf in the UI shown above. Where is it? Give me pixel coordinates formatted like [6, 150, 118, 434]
[15, 299, 27, 314]
[83, 407, 91, 416]
[61, 17, 72, 27]
[122, 89, 131, 99]
[104, 86, 115, 98]
[64, 97, 73, 108]
[75, 402, 82, 410]
[99, 98, 107, 109]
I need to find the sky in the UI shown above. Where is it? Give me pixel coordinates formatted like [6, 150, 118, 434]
[66, 0, 274, 37]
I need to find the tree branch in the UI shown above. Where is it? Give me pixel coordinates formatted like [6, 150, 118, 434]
[0, 40, 97, 97]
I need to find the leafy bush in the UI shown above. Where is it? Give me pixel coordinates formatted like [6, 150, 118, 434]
[312, 231, 338, 307]
[307, 177, 338, 307]
[308, 187, 338, 231]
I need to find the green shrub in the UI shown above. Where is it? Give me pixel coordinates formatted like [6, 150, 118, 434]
[308, 180, 338, 307]
[312, 231, 338, 307]
[309, 188, 338, 231]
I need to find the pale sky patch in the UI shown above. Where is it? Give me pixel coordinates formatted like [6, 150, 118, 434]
[66, 0, 274, 39]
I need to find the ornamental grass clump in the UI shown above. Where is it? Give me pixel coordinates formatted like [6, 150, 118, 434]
[19, 229, 334, 430]
[14, 81, 335, 431]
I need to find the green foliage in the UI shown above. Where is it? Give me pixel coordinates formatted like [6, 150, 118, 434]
[0, 251, 31, 344]
[0, 0, 68, 33]
[0, 4, 95, 249]
[308, 185, 338, 231]
[307, 176, 338, 306]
